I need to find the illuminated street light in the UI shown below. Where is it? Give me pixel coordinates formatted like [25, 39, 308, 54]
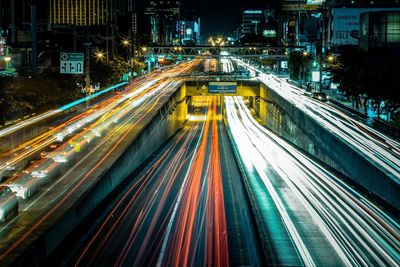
[303, 51, 308, 56]
[141, 47, 148, 52]
[327, 55, 334, 62]
[208, 36, 225, 47]
[122, 39, 130, 47]
[95, 51, 105, 61]
[4, 56, 11, 62]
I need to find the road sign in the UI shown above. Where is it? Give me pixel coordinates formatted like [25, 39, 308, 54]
[208, 82, 237, 94]
[60, 52, 84, 75]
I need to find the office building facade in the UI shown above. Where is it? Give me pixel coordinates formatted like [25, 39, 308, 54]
[49, 0, 109, 26]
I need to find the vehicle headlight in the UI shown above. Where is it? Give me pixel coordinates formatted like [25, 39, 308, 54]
[17, 186, 24, 194]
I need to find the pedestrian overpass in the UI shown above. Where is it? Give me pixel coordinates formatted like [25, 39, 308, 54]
[143, 45, 303, 60]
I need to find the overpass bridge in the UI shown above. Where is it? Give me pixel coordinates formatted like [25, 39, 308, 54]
[142, 45, 303, 59]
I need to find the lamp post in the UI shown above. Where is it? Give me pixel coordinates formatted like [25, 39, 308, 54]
[317, 54, 335, 92]
[300, 51, 308, 88]
[122, 39, 130, 61]
[95, 51, 105, 61]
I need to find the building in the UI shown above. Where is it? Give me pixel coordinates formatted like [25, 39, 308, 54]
[360, 11, 400, 51]
[241, 9, 266, 35]
[49, 0, 109, 26]
[177, 11, 200, 45]
[0, 0, 48, 71]
[145, 1, 182, 45]
[331, 7, 400, 47]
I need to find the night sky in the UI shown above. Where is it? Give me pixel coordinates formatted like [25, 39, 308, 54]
[182, 0, 242, 37]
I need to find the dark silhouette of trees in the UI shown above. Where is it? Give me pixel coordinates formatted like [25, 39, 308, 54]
[288, 50, 313, 88]
[331, 46, 400, 120]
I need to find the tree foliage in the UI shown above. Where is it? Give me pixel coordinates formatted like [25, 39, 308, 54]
[0, 71, 80, 125]
[90, 56, 145, 86]
[288, 50, 313, 85]
[331, 46, 400, 118]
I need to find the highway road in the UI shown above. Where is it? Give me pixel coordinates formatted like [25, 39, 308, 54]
[225, 96, 400, 266]
[235, 59, 400, 183]
[0, 57, 399, 266]
[0, 60, 200, 265]
[53, 96, 262, 267]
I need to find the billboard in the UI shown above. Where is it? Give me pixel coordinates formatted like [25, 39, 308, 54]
[208, 82, 237, 94]
[332, 8, 400, 46]
[312, 71, 320, 82]
[307, 0, 325, 4]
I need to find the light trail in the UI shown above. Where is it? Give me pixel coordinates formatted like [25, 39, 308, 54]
[71, 96, 232, 267]
[0, 82, 128, 138]
[234, 59, 400, 182]
[225, 96, 400, 266]
[0, 60, 202, 263]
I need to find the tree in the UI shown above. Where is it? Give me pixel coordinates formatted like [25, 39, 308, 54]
[363, 49, 400, 119]
[130, 58, 146, 76]
[331, 46, 365, 109]
[288, 50, 313, 88]
[91, 56, 145, 86]
[331, 46, 400, 118]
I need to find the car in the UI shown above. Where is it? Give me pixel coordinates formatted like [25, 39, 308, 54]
[0, 185, 19, 223]
[312, 92, 328, 102]
[7, 173, 39, 200]
[40, 141, 61, 159]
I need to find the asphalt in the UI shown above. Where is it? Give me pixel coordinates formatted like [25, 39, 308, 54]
[49, 96, 263, 267]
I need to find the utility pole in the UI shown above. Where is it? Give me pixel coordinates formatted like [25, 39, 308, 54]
[111, 0, 116, 57]
[319, 3, 327, 92]
[31, 0, 38, 73]
[73, 27, 77, 52]
[84, 26, 92, 109]
[10, 0, 15, 44]
[0, 0, 2, 34]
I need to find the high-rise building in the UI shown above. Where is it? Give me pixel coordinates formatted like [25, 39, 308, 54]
[177, 20, 200, 45]
[49, 0, 109, 26]
[145, 1, 182, 45]
[177, 10, 200, 45]
[242, 9, 266, 35]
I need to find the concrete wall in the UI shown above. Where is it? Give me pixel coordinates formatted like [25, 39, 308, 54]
[258, 83, 399, 210]
[12, 86, 189, 266]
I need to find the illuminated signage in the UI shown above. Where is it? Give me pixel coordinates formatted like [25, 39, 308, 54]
[244, 10, 263, 14]
[263, 30, 276, 38]
[307, 0, 325, 5]
[312, 71, 320, 82]
[332, 8, 400, 46]
[208, 82, 237, 94]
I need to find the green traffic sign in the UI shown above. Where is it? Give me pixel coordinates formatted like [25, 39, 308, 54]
[60, 52, 84, 62]
[60, 52, 84, 75]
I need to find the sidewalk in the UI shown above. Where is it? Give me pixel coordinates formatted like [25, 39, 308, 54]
[324, 90, 368, 116]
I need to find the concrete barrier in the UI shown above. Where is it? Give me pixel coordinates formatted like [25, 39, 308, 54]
[11, 86, 189, 266]
[258, 82, 399, 210]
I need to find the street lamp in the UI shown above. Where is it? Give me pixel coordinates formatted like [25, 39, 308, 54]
[95, 51, 105, 61]
[3, 56, 11, 69]
[122, 39, 130, 47]
[121, 39, 131, 60]
[208, 36, 225, 47]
